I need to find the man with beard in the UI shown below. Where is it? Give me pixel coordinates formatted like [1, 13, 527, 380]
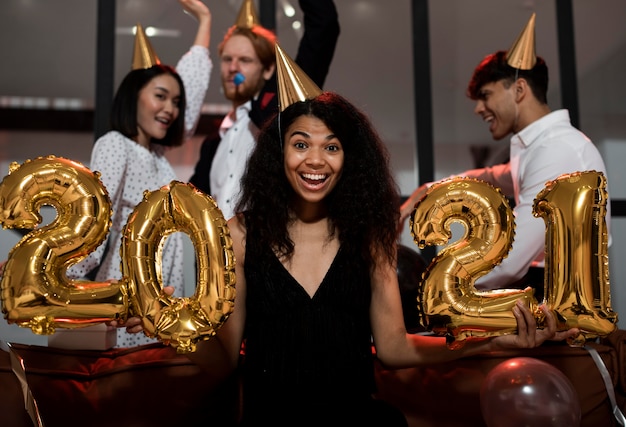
[189, 0, 340, 220]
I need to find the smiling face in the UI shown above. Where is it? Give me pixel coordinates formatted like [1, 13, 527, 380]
[283, 115, 344, 208]
[135, 73, 181, 147]
[473, 79, 520, 141]
[220, 34, 274, 107]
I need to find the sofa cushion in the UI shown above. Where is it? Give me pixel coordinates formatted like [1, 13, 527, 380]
[0, 343, 239, 427]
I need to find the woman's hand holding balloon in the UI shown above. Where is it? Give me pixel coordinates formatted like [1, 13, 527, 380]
[491, 299, 580, 351]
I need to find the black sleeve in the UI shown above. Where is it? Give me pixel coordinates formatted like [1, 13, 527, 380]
[189, 135, 221, 195]
[295, 0, 340, 88]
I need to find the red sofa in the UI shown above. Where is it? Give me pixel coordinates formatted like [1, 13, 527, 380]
[375, 333, 626, 427]
[1, 330, 625, 427]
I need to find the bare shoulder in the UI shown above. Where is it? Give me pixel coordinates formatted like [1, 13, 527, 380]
[227, 214, 247, 259]
[227, 214, 246, 237]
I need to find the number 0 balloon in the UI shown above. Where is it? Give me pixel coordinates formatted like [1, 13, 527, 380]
[121, 181, 235, 353]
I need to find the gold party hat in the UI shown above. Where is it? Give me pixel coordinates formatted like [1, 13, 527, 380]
[506, 13, 537, 70]
[235, 0, 261, 29]
[275, 44, 322, 112]
[132, 22, 161, 70]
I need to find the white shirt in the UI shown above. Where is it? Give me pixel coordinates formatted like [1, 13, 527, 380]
[177, 45, 212, 138]
[210, 101, 258, 220]
[459, 109, 610, 290]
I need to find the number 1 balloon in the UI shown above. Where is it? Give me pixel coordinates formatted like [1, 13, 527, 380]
[533, 170, 617, 343]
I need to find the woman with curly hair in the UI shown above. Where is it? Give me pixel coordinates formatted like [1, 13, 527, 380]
[180, 90, 577, 425]
[124, 81, 578, 424]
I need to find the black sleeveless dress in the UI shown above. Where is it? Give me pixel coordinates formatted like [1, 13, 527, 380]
[240, 223, 407, 426]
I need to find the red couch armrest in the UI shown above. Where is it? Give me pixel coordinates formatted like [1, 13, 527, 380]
[375, 340, 623, 427]
[0, 343, 238, 427]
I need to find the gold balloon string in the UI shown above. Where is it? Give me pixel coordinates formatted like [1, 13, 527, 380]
[278, 112, 284, 153]
[0, 341, 44, 426]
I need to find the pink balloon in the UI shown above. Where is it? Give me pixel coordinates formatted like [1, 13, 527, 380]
[480, 357, 581, 427]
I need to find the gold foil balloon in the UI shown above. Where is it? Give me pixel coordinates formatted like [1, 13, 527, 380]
[533, 170, 618, 342]
[410, 177, 536, 347]
[121, 181, 235, 353]
[0, 156, 127, 334]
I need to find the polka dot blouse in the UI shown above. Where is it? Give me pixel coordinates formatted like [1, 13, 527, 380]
[66, 45, 211, 348]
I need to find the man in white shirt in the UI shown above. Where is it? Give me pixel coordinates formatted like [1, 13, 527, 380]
[189, 0, 340, 220]
[400, 18, 610, 299]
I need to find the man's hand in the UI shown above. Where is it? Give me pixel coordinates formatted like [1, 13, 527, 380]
[398, 183, 430, 236]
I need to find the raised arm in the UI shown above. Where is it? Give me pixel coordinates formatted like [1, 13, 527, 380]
[179, 0, 212, 48]
[176, 0, 213, 137]
[295, 0, 340, 87]
[249, 0, 340, 128]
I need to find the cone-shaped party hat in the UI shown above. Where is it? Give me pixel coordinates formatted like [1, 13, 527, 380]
[235, 0, 260, 29]
[506, 13, 537, 70]
[275, 44, 322, 112]
[132, 23, 161, 70]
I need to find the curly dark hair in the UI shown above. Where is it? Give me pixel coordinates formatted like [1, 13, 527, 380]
[236, 92, 401, 268]
[110, 64, 187, 147]
[466, 50, 549, 104]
